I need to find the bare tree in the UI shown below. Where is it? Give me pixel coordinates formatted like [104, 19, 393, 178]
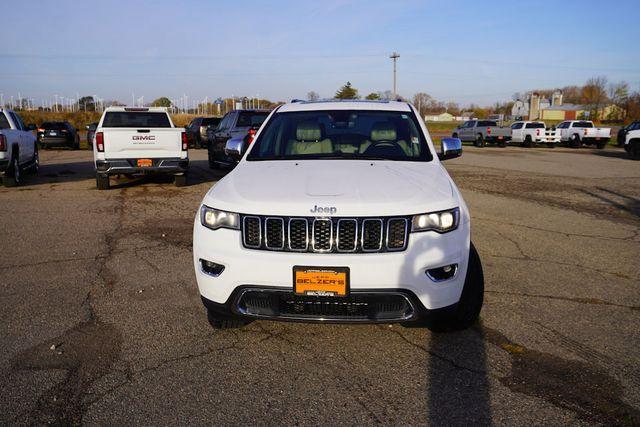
[307, 91, 320, 101]
[581, 76, 609, 120]
[608, 81, 629, 121]
[412, 92, 432, 116]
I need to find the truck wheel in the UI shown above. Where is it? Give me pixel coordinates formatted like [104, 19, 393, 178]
[474, 135, 485, 147]
[27, 145, 39, 174]
[497, 140, 506, 148]
[3, 155, 22, 187]
[523, 135, 533, 147]
[207, 310, 251, 329]
[569, 134, 581, 148]
[629, 141, 640, 160]
[596, 141, 606, 149]
[96, 173, 110, 190]
[174, 172, 188, 187]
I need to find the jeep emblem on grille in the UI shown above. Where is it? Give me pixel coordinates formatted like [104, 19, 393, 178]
[310, 205, 337, 215]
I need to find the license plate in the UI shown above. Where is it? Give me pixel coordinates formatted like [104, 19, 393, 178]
[293, 266, 349, 297]
[50, 131, 57, 136]
[137, 159, 152, 167]
[498, 136, 503, 139]
[596, 137, 600, 140]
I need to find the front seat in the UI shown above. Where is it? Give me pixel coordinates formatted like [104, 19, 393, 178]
[362, 122, 409, 154]
[286, 121, 333, 155]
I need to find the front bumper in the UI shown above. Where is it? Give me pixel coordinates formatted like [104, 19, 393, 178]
[95, 158, 189, 175]
[193, 216, 470, 315]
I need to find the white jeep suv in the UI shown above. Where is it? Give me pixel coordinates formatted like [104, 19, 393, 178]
[193, 100, 483, 330]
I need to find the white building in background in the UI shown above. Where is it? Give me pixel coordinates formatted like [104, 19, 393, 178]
[511, 90, 563, 120]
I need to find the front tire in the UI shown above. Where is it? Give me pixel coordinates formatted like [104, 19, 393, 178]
[3, 155, 22, 187]
[474, 135, 485, 148]
[569, 134, 581, 148]
[629, 142, 640, 160]
[207, 310, 251, 329]
[96, 173, 110, 190]
[523, 135, 533, 148]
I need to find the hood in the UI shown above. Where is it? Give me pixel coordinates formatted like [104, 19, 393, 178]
[203, 160, 458, 217]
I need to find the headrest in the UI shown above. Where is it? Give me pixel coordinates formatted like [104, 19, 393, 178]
[296, 121, 322, 141]
[370, 122, 397, 142]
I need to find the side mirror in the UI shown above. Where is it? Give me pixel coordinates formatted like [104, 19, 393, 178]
[438, 137, 462, 161]
[27, 124, 37, 131]
[225, 136, 246, 160]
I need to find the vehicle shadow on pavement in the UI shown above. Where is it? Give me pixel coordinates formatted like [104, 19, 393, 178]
[427, 325, 492, 424]
[580, 187, 640, 218]
[591, 149, 631, 160]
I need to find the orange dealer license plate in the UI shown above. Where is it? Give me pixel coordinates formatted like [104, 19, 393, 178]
[293, 266, 349, 297]
[137, 159, 152, 167]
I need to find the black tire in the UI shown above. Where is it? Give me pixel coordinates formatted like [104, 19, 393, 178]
[497, 140, 506, 148]
[208, 146, 219, 169]
[417, 243, 484, 332]
[596, 141, 606, 149]
[27, 144, 39, 174]
[629, 142, 640, 160]
[174, 172, 188, 187]
[474, 134, 485, 147]
[523, 135, 533, 148]
[569, 134, 581, 148]
[3, 154, 21, 187]
[207, 310, 250, 329]
[96, 173, 110, 190]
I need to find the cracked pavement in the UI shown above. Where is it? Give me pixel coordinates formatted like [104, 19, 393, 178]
[0, 146, 639, 425]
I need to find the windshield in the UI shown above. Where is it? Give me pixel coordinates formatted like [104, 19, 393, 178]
[237, 111, 269, 128]
[102, 112, 172, 128]
[247, 110, 433, 162]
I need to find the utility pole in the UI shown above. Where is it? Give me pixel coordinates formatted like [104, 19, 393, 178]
[390, 52, 400, 99]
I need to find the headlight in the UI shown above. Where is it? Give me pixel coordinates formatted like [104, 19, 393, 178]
[200, 205, 240, 230]
[411, 208, 460, 233]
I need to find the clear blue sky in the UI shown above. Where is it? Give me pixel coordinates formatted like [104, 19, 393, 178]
[2, 0, 639, 107]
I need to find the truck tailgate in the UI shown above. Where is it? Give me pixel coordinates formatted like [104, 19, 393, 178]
[102, 128, 183, 159]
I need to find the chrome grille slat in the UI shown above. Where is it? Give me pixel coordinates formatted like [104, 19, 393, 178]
[241, 215, 408, 253]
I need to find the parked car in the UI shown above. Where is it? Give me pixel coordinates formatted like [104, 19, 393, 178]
[193, 100, 483, 330]
[617, 121, 640, 147]
[557, 120, 610, 148]
[93, 107, 189, 190]
[452, 120, 511, 147]
[623, 128, 640, 160]
[37, 121, 80, 149]
[0, 108, 38, 187]
[86, 122, 98, 148]
[510, 121, 560, 147]
[207, 109, 270, 168]
[185, 117, 221, 149]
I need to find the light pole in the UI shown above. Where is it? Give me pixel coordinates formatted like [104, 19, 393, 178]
[390, 52, 400, 99]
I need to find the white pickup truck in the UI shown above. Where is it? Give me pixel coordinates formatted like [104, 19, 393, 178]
[93, 107, 189, 189]
[557, 120, 610, 148]
[0, 108, 39, 187]
[510, 121, 560, 147]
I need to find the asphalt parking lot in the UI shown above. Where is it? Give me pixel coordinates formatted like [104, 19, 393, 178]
[1, 146, 639, 425]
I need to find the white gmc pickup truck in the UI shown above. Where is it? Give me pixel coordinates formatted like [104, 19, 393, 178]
[93, 107, 188, 189]
[193, 100, 483, 331]
[510, 121, 560, 147]
[0, 108, 38, 187]
[557, 120, 610, 148]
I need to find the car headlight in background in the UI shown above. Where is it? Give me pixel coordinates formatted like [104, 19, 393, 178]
[200, 205, 240, 230]
[411, 208, 460, 233]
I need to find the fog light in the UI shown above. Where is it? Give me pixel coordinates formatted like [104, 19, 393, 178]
[200, 259, 225, 277]
[426, 264, 458, 282]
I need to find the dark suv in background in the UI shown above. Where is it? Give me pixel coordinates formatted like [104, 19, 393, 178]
[37, 121, 80, 149]
[207, 109, 270, 168]
[186, 117, 221, 149]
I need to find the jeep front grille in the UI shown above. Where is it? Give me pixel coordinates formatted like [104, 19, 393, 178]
[241, 215, 409, 253]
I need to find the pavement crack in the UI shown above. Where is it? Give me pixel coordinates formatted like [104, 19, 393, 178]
[486, 290, 639, 311]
